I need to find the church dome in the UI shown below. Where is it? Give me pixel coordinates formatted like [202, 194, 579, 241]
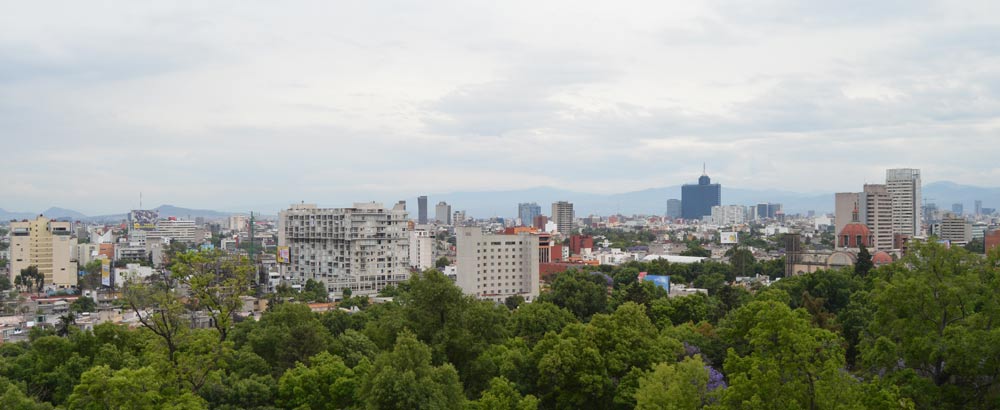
[872, 251, 893, 266]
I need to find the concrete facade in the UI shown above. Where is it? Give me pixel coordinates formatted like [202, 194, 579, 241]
[9, 216, 78, 289]
[278, 202, 410, 297]
[456, 226, 540, 303]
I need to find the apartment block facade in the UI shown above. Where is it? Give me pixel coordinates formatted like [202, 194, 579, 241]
[8, 215, 78, 289]
[278, 202, 410, 298]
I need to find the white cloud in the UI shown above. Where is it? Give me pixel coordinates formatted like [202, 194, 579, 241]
[0, 0, 999, 214]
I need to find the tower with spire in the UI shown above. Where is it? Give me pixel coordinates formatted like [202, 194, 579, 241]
[682, 163, 722, 220]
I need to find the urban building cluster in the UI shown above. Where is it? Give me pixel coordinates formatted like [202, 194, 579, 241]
[3, 166, 1000, 343]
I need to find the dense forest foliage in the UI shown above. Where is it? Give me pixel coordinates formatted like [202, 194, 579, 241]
[2, 241, 999, 409]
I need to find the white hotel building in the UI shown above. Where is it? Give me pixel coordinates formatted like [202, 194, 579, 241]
[456, 227, 540, 303]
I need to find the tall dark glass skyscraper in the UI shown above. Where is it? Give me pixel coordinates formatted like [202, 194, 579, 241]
[681, 170, 721, 220]
[417, 196, 428, 224]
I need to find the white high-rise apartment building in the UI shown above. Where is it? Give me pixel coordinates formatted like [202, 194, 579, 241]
[886, 168, 922, 238]
[8, 216, 78, 289]
[278, 202, 410, 297]
[155, 219, 198, 243]
[551, 201, 575, 235]
[862, 184, 894, 251]
[710, 205, 748, 226]
[456, 226, 540, 303]
[409, 229, 435, 271]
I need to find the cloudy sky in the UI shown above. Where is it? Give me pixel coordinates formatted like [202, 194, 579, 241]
[2, 1, 999, 214]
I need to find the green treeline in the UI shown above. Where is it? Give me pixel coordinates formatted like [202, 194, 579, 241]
[2, 241, 1000, 409]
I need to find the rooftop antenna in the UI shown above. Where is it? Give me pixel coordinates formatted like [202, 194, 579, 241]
[702, 162, 706, 175]
[139, 192, 142, 209]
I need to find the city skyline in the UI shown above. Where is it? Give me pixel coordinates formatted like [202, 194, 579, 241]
[2, 2, 1000, 213]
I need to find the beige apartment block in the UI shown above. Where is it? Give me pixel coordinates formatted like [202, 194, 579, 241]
[9, 215, 78, 289]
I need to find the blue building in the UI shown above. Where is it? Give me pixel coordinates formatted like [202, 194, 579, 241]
[681, 171, 721, 220]
[518, 202, 541, 226]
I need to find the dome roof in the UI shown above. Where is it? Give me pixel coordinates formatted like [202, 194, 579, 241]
[872, 251, 893, 266]
[839, 222, 871, 237]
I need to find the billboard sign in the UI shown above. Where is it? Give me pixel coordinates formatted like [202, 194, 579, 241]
[101, 259, 111, 287]
[129, 210, 159, 231]
[639, 274, 670, 293]
[721, 231, 738, 244]
[277, 246, 290, 264]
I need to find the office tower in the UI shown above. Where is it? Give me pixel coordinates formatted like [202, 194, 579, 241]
[435, 201, 452, 225]
[755, 203, 782, 220]
[8, 215, 78, 289]
[939, 214, 972, 245]
[863, 184, 893, 251]
[417, 196, 428, 224]
[278, 202, 410, 297]
[551, 201, 575, 235]
[455, 226, 540, 303]
[409, 229, 435, 271]
[453, 210, 466, 226]
[975, 200, 983, 216]
[681, 168, 721, 220]
[835, 193, 861, 247]
[518, 203, 542, 226]
[886, 168, 922, 237]
[952, 203, 964, 215]
[666, 199, 682, 219]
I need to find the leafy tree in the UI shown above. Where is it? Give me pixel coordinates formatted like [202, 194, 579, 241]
[56, 313, 76, 337]
[650, 293, 716, 327]
[504, 295, 525, 310]
[862, 241, 1000, 409]
[508, 301, 577, 345]
[585, 303, 681, 380]
[302, 279, 328, 302]
[16, 266, 44, 294]
[718, 300, 897, 409]
[277, 351, 358, 410]
[121, 270, 188, 364]
[855, 244, 874, 277]
[435, 256, 451, 269]
[680, 241, 711, 258]
[535, 330, 611, 410]
[330, 329, 379, 368]
[634, 355, 711, 410]
[170, 250, 254, 342]
[80, 259, 101, 289]
[70, 296, 97, 313]
[0, 274, 11, 292]
[963, 237, 985, 254]
[725, 247, 756, 277]
[242, 302, 332, 374]
[692, 272, 726, 295]
[474, 376, 539, 410]
[537, 270, 608, 321]
[360, 331, 465, 409]
[0, 378, 54, 410]
[66, 365, 207, 410]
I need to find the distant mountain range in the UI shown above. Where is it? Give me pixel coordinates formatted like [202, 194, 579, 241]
[3, 181, 998, 222]
[0, 204, 232, 223]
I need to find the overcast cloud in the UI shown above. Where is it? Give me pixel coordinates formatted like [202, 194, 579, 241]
[1, 0, 999, 214]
